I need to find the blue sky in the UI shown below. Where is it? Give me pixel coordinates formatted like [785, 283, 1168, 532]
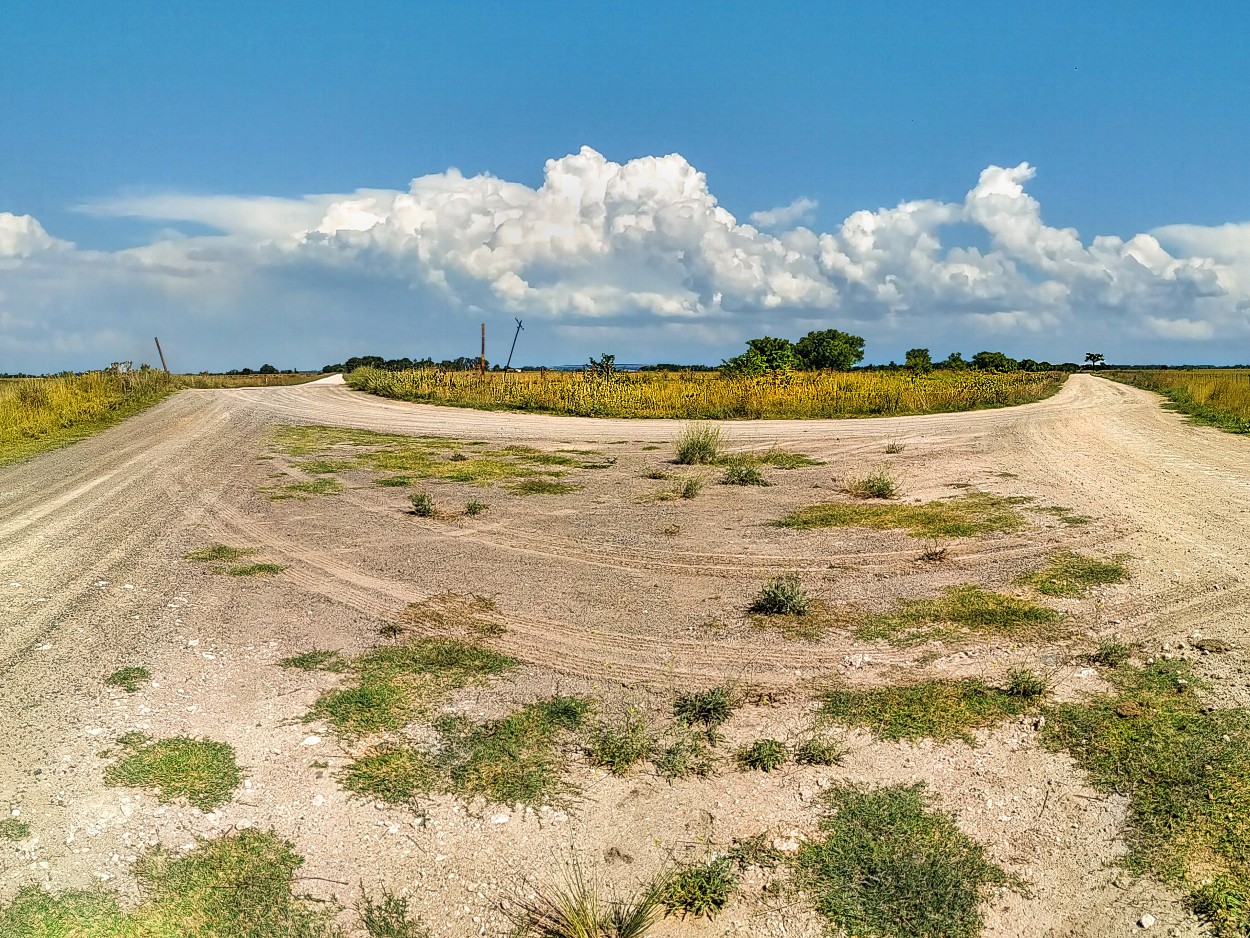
[3, 1, 1249, 371]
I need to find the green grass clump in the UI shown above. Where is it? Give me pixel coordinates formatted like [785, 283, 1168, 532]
[511, 478, 579, 496]
[184, 543, 256, 563]
[341, 697, 589, 807]
[858, 585, 1063, 645]
[777, 492, 1026, 538]
[1037, 505, 1093, 526]
[104, 737, 241, 810]
[306, 637, 515, 738]
[340, 744, 440, 804]
[588, 717, 653, 776]
[229, 562, 286, 576]
[821, 678, 1038, 742]
[1089, 638, 1132, 667]
[743, 449, 822, 469]
[1043, 661, 1250, 936]
[794, 736, 843, 766]
[438, 696, 590, 806]
[1019, 550, 1129, 597]
[721, 464, 770, 486]
[0, 818, 31, 841]
[673, 686, 737, 731]
[795, 784, 1015, 938]
[0, 830, 334, 938]
[279, 649, 347, 672]
[105, 666, 151, 693]
[749, 574, 810, 616]
[361, 888, 431, 938]
[674, 423, 723, 464]
[659, 859, 737, 920]
[735, 739, 788, 772]
[464, 499, 488, 516]
[844, 468, 900, 499]
[653, 729, 717, 782]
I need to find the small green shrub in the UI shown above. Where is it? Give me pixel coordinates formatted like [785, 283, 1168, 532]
[361, 888, 431, 938]
[678, 477, 702, 499]
[409, 492, 435, 517]
[510, 861, 663, 938]
[735, 739, 788, 772]
[653, 730, 716, 782]
[673, 686, 737, 729]
[659, 859, 737, 920]
[794, 736, 842, 766]
[844, 468, 900, 499]
[1089, 638, 1131, 667]
[884, 441, 906, 454]
[674, 423, 722, 465]
[749, 574, 810, 616]
[721, 464, 769, 486]
[105, 666, 151, 693]
[464, 500, 488, 516]
[1004, 668, 1048, 699]
[588, 718, 652, 776]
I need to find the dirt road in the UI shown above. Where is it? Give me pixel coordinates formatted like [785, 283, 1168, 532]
[2, 373, 1247, 936]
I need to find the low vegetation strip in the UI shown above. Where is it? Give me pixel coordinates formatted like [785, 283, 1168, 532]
[776, 492, 1027, 538]
[0, 370, 317, 466]
[856, 586, 1064, 645]
[1043, 661, 1250, 936]
[346, 366, 1064, 419]
[795, 784, 1017, 938]
[821, 674, 1044, 742]
[1106, 369, 1250, 433]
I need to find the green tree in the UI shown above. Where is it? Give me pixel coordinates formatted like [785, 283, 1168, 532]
[794, 329, 865, 370]
[1084, 352, 1105, 368]
[746, 336, 799, 371]
[971, 351, 1019, 372]
[904, 348, 933, 374]
[937, 352, 967, 370]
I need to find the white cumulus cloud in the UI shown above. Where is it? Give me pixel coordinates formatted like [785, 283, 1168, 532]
[3, 148, 1250, 371]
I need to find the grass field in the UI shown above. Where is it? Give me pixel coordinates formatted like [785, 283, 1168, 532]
[347, 367, 1065, 419]
[0, 370, 316, 466]
[1106, 369, 1250, 433]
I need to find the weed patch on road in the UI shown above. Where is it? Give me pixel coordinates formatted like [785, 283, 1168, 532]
[104, 737, 241, 810]
[856, 586, 1063, 645]
[105, 666, 151, 693]
[795, 784, 1017, 938]
[1043, 661, 1250, 936]
[265, 477, 344, 500]
[0, 819, 31, 841]
[1019, 551, 1129, 597]
[776, 492, 1026, 538]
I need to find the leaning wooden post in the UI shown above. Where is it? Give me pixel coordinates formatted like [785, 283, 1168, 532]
[153, 337, 169, 373]
[479, 323, 486, 375]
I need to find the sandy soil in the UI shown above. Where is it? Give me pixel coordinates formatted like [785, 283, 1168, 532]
[2, 373, 1248, 937]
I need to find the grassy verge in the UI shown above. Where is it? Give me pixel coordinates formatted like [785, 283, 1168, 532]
[776, 492, 1027, 538]
[795, 784, 1016, 938]
[821, 673, 1045, 742]
[1043, 661, 1250, 935]
[1105, 369, 1250, 433]
[0, 371, 318, 467]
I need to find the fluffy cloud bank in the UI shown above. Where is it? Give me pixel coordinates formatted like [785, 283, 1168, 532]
[3, 148, 1249, 371]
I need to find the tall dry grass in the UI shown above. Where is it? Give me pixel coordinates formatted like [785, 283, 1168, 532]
[347, 368, 1065, 420]
[1106, 369, 1250, 433]
[0, 371, 316, 465]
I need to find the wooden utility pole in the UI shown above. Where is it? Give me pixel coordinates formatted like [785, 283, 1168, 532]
[479, 323, 486, 375]
[153, 337, 169, 373]
[505, 318, 524, 371]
